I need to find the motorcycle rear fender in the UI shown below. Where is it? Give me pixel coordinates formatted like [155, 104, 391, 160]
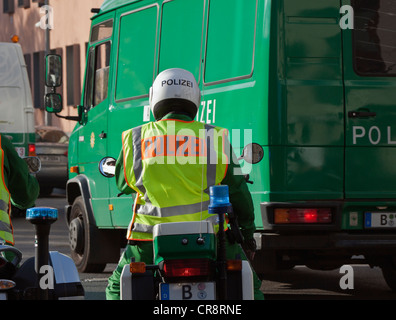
[12, 251, 84, 299]
[120, 260, 254, 300]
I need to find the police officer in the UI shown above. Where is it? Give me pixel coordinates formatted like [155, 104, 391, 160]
[0, 134, 40, 246]
[106, 68, 263, 300]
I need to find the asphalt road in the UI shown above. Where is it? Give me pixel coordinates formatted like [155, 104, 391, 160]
[10, 190, 396, 300]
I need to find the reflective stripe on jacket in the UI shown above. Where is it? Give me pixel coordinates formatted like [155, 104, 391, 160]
[0, 135, 13, 245]
[122, 119, 229, 240]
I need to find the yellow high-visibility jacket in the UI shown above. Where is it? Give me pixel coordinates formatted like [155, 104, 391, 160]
[116, 114, 256, 243]
[0, 135, 13, 245]
[121, 118, 229, 241]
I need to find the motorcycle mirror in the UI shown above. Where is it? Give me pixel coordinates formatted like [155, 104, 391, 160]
[23, 156, 41, 174]
[99, 157, 116, 178]
[238, 143, 264, 164]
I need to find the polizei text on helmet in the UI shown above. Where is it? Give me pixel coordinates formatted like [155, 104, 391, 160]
[161, 79, 193, 88]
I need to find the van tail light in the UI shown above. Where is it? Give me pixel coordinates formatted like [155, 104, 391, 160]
[162, 259, 213, 278]
[274, 208, 332, 224]
[28, 144, 36, 156]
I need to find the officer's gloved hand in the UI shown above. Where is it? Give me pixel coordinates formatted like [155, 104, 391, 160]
[242, 237, 256, 261]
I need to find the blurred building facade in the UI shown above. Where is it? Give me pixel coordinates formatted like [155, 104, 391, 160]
[0, 0, 103, 133]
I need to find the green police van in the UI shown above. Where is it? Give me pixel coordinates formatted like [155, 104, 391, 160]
[46, 0, 396, 290]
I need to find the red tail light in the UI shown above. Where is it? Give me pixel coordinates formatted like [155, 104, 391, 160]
[274, 208, 332, 224]
[28, 144, 36, 156]
[163, 259, 212, 278]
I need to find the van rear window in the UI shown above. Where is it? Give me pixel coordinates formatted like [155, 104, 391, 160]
[204, 0, 257, 84]
[353, 0, 396, 76]
[158, 0, 204, 82]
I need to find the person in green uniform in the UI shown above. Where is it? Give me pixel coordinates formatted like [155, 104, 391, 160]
[106, 68, 263, 300]
[0, 133, 40, 247]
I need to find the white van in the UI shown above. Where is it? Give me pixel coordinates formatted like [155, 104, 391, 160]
[0, 43, 35, 157]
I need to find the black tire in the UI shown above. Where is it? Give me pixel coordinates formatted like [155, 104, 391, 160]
[69, 196, 106, 273]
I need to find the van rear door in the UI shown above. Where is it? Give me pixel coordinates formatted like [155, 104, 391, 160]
[0, 43, 35, 156]
[342, 0, 396, 199]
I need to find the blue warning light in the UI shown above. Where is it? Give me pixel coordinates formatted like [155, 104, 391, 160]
[208, 185, 232, 216]
[26, 207, 58, 221]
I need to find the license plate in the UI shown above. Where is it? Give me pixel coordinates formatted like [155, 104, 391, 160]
[365, 212, 396, 228]
[40, 155, 61, 162]
[160, 282, 215, 300]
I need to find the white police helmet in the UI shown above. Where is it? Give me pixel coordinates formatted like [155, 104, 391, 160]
[149, 68, 201, 120]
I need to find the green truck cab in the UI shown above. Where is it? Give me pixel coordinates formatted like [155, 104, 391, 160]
[46, 0, 396, 290]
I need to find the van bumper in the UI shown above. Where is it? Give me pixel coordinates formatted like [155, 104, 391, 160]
[252, 232, 396, 273]
[255, 201, 396, 272]
[256, 232, 396, 253]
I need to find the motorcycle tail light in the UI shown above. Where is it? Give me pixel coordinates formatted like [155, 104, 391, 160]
[163, 259, 212, 278]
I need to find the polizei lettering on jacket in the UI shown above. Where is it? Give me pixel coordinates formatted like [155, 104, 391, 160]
[141, 135, 206, 160]
[161, 78, 193, 88]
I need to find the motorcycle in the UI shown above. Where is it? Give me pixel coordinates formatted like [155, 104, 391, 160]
[0, 157, 84, 300]
[99, 157, 254, 300]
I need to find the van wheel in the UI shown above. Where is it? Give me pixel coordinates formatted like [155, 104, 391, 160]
[381, 258, 396, 291]
[69, 196, 106, 273]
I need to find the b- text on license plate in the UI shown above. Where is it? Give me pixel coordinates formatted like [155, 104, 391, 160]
[365, 212, 396, 228]
[160, 282, 215, 300]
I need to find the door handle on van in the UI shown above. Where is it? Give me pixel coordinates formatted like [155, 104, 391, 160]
[99, 131, 107, 139]
[348, 111, 376, 119]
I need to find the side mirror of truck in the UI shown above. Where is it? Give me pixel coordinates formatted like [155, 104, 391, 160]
[45, 93, 63, 113]
[44, 54, 81, 122]
[45, 54, 63, 114]
[45, 54, 62, 88]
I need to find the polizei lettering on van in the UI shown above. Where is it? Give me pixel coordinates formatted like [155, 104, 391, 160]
[352, 126, 396, 145]
[161, 79, 193, 88]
